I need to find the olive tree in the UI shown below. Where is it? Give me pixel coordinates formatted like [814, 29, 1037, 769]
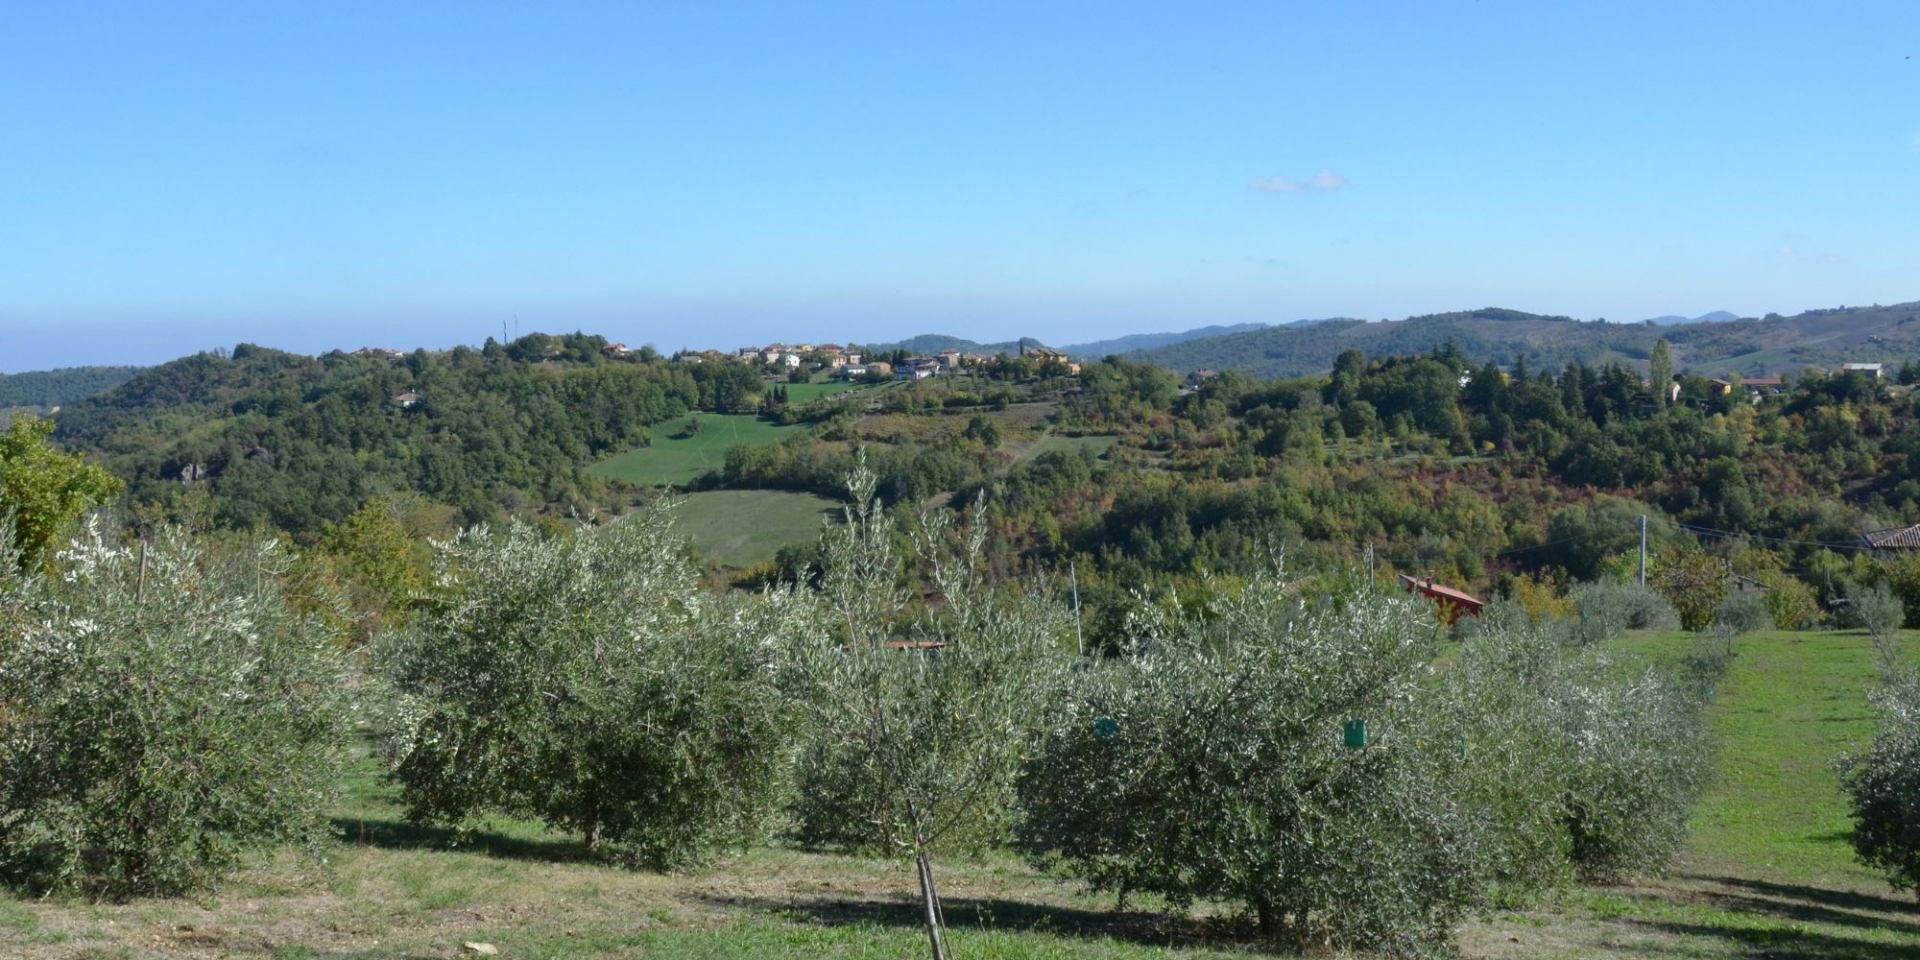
[1019, 585, 1716, 956]
[1427, 604, 1579, 900]
[0, 520, 350, 897]
[787, 465, 1072, 960]
[380, 506, 795, 867]
[1556, 652, 1710, 880]
[1573, 580, 1680, 641]
[1848, 581, 1906, 643]
[1459, 601, 1713, 884]
[1016, 580, 1480, 957]
[1837, 652, 1920, 900]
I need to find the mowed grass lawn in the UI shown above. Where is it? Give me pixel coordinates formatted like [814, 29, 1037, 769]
[671, 490, 839, 568]
[783, 379, 876, 402]
[7, 630, 1920, 959]
[587, 414, 799, 488]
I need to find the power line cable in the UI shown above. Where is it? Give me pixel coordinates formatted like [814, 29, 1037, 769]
[1648, 515, 1873, 552]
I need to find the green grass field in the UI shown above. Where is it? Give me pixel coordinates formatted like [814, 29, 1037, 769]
[587, 414, 800, 488]
[6, 629, 1919, 958]
[671, 490, 839, 568]
[782, 380, 874, 402]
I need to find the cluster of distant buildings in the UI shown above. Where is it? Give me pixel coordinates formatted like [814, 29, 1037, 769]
[1696, 362, 1889, 402]
[669, 342, 1079, 381]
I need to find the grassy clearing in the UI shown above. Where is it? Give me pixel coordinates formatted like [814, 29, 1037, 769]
[783, 380, 874, 402]
[671, 490, 839, 568]
[7, 629, 1920, 958]
[1015, 434, 1118, 463]
[587, 414, 800, 488]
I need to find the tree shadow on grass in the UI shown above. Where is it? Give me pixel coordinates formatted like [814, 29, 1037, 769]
[1672, 875, 1920, 933]
[687, 892, 1261, 953]
[1638, 920, 1919, 960]
[330, 815, 590, 864]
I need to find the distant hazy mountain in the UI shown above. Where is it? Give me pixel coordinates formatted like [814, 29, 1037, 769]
[868, 319, 1362, 360]
[1126, 302, 1920, 378]
[1645, 310, 1741, 325]
[1062, 323, 1270, 358]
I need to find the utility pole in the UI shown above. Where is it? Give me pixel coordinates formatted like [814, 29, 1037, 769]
[1364, 542, 1375, 588]
[1069, 561, 1084, 656]
[1639, 515, 1648, 588]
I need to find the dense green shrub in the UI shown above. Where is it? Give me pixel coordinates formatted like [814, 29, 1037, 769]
[1837, 666, 1920, 900]
[1652, 546, 1727, 632]
[1758, 572, 1822, 630]
[380, 507, 794, 867]
[0, 522, 350, 897]
[0, 416, 121, 573]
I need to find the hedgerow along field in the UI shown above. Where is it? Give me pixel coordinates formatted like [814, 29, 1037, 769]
[5, 628, 1915, 959]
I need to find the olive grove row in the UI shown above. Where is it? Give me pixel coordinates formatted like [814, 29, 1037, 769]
[12, 468, 1904, 956]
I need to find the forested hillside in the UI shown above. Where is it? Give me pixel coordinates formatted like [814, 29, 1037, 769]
[0, 365, 144, 410]
[1129, 301, 1920, 378]
[52, 333, 764, 536]
[42, 321, 1920, 655]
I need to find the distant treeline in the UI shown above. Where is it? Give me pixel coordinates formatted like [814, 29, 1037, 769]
[0, 365, 144, 410]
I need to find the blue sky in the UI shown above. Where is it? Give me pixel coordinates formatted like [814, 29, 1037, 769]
[3, 2, 1918, 371]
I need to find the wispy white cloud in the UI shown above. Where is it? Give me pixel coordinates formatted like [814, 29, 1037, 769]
[1250, 169, 1347, 194]
[1778, 244, 1840, 264]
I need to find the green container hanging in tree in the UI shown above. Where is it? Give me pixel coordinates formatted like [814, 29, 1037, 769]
[1343, 718, 1367, 750]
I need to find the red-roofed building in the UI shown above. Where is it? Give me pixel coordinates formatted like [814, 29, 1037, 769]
[1399, 575, 1484, 624]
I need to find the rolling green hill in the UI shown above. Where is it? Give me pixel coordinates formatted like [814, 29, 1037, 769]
[48, 334, 768, 536]
[1127, 302, 1920, 379]
[1060, 322, 1274, 358]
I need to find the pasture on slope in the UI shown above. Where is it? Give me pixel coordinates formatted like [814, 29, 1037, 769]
[670, 489, 839, 568]
[5, 628, 1919, 958]
[587, 413, 799, 489]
